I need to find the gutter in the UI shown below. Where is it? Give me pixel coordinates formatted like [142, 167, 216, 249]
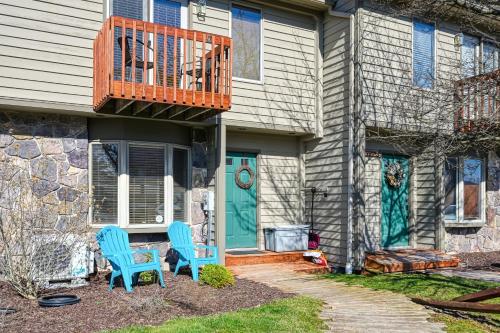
[327, 6, 355, 275]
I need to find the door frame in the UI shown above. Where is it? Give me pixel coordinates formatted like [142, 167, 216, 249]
[379, 154, 415, 250]
[225, 149, 261, 251]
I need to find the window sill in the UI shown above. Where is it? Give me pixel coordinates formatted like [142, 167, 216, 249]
[91, 226, 168, 234]
[444, 221, 485, 228]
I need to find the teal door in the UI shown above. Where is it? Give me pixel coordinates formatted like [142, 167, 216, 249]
[225, 152, 257, 249]
[381, 155, 410, 248]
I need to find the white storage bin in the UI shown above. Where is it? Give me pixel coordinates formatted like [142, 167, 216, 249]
[264, 225, 309, 252]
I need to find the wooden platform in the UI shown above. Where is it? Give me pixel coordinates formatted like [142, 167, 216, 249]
[364, 249, 460, 273]
[225, 251, 306, 266]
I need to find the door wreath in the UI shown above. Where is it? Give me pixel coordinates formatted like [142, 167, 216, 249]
[385, 162, 406, 188]
[235, 165, 255, 189]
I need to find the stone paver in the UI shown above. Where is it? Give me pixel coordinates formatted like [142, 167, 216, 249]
[232, 263, 446, 333]
[429, 268, 500, 283]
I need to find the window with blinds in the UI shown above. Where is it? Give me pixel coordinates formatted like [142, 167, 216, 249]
[413, 20, 435, 89]
[128, 144, 165, 224]
[173, 148, 188, 221]
[91, 143, 119, 224]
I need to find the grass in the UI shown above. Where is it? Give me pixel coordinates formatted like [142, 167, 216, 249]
[323, 273, 500, 333]
[106, 296, 326, 333]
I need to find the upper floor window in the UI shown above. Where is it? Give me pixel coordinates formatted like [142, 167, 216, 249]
[482, 42, 499, 73]
[461, 34, 480, 78]
[232, 4, 262, 81]
[413, 20, 435, 89]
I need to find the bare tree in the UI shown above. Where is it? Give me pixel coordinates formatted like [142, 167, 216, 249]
[0, 156, 89, 299]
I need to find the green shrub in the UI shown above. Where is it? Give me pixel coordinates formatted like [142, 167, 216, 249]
[139, 252, 156, 284]
[199, 264, 235, 288]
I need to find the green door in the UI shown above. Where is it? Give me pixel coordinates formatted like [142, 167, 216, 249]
[225, 152, 257, 249]
[381, 155, 410, 248]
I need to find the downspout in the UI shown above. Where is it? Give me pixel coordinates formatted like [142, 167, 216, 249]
[327, 6, 355, 274]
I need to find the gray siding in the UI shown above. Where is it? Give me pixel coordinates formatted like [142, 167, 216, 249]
[227, 131, 301, 250]
[363, 156, 381, 252]
[192, 1, 318, 134]
[359, 2, 460, 131]
[415, 156, 437, 248]
[305, 15, 351, 265]
[0, 0, 102, 109]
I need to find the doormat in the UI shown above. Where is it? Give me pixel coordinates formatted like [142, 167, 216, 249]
[227, 250, 264, 255]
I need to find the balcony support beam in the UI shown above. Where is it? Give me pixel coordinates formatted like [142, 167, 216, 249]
[132, 101, 153, 115]
[115, 99, 134, 114]
[168, 105, 193, 119]
[151, 104, 175, 118]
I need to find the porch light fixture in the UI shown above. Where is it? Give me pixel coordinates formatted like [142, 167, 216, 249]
[195, 0, 207, 19]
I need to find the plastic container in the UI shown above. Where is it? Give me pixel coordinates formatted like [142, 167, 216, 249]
[264, 225, 309, 252]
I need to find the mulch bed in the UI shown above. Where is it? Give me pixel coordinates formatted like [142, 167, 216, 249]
[0, 270, 292, 333]
[456, 251, 500, 272]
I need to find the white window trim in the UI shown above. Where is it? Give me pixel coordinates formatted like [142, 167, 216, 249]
[229, 1, 264, 84]
[89, 140, 191, 229]
[411, 17, 437, 90]
[106, 0, 188, 27]
[444, 157, 486, 224]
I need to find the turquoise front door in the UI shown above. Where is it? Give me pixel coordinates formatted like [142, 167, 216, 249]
[381, 155, 410, 248]
[225, 152, 257, 249]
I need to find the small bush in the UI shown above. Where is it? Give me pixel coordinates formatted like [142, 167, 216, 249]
[199, 264, 235, 288]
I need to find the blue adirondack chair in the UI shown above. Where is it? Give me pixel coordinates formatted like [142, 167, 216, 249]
[96, 225, 166, 292]
[167, 221, 219, 281]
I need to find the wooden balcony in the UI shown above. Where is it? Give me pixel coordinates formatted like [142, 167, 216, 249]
[93, 16, 232, 120]
[455, 69, 500, 131]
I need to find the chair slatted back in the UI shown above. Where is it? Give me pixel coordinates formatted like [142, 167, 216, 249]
[167, 221, 194, 261]
[96, 225, 134, 267]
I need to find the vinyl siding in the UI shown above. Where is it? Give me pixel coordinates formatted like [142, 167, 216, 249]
[0, 0, 102, 110]
[227, 131, 301, 250]
[192, 1, 318, 134]
[363, 156, 381, 252]
[359, 2, 460, 130]
[305, 15, 351, 265]
[415, 156, 437, 248]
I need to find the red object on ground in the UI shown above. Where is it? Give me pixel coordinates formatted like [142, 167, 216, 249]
[308, 232, 320, 250]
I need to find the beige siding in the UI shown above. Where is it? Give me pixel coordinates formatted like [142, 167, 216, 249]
[363, 156, 381, 252]
[415, 157, 437, 248]
[0, 0, 102, 110]
[359, 3, 461, 130]
[227, 131, 301, 250]
[193, 1, 318, 134]
[305, 15, 351, 265]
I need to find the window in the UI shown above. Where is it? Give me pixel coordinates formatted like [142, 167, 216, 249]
[413, 20, 435, 89]
[443, 157, 485, 223]
[461, 34, 480, 78]
[483, 42, 499, 73]
[91, 143, 119, 224]
[232, 4, 262, 81]
[90, 141, 190, 227]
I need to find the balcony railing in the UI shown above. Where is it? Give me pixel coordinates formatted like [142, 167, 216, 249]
[455, 69, 500, 130]
[93, 16, 232, 119]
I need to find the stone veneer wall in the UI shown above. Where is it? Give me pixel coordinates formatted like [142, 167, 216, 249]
[444, 151, 500, 253]
[0, 111, 89, 226]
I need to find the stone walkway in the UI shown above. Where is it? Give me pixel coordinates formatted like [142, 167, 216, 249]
[429, 268, 500, 283]
[232, 263, 446, 333]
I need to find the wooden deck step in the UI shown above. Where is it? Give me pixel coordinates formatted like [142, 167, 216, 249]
[364, 249, 460, 273]
[225, 251, 306, 267]
[230, 261, 331, 276]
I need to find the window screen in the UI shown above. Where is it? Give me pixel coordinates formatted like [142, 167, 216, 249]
[129, 144, 165, 224]
[91, 143, 119, 224]
[443, 158, 457, 220]
[413, 20, 435, 88]
[232, 4, 261, 80]
[173, 148, 188, 221]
